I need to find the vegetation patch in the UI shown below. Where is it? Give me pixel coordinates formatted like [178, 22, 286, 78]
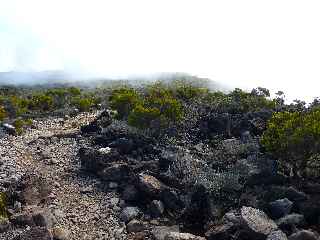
[261, 109, 320, 177]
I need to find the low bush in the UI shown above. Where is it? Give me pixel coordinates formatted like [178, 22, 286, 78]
[0, 105, 6, 121]
[0, 192, 7, 219]
[109, 88, 140, 119]
[71, 97, 96, 112]
[261, 109, 320, 177]
[13, 118, 33, 134]
[29, 94, 54, 111]
[128, 105, 161, 129]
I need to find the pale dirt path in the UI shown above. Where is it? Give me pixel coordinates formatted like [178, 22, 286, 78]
[0, 113, 128, 240]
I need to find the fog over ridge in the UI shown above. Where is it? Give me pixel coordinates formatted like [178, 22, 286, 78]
[1, 0, 320, 103]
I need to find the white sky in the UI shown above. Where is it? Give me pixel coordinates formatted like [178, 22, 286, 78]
[0, 0, 320, 102]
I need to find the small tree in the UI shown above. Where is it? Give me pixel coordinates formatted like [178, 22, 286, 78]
[261, 110, 320, 177]
[109, 88, 140, 119]
[0, 105, 6, 121]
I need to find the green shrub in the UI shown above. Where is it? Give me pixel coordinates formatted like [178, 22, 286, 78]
[13, 118, 33, 135]
[8, 96, 29, 116]
[261, 110, 320, 177]
[29, 94, 54, 111]
[0, 192, 8, 219]
[174, 82, 208, 100]
[71, 97, 95, 112]
[109, 88, 141, 119]
[0, 105, 6, 121]
[228, 88, 275, 113]
[68, 87, 81, 96]
[128, 105, 161, 128]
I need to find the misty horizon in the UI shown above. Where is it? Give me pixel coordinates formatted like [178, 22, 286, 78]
[1, 0, 320, 103]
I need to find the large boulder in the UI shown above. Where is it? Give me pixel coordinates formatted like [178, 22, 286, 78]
[201, 113, 231, 136]
[109, 138, 134, 154]
[126, 219, 145, 233]
[152, 225, 180, 240]
[268, 198, 293, 219]
[205, 210, 241, 240]
[80, 110, 112, 134]
[122, 185, 139, 202]
[79, 147, 120, 173]
[288, 230, 320, 240]
[240, 206, 278, 240]
[297, 197, 320, 224]
[137, 174, 165, 198]
[276, 214, 305, 229]
[98, 163, 130, 182]
[236, 154, 286, 186]
[150, 200, 165, 218]
[119, 206, 140, 223]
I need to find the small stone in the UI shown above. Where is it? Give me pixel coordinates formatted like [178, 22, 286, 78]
[164, 232, 206, 240]
[110, 197, 120, 206]
[52, 227, 70, 240]
[80, 186, 94, 194]
[267, 230, 288, 240]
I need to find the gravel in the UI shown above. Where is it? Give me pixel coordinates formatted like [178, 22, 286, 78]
[0, 112, 128, 240]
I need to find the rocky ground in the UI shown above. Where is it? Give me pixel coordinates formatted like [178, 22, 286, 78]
[0, 112, 128, 240]
[1, 110, 320, 240]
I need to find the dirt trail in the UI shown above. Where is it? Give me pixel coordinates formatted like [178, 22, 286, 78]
[0, 113, 128, 240]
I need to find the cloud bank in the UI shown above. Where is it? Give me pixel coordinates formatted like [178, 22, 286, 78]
[1, 0, 320, 102]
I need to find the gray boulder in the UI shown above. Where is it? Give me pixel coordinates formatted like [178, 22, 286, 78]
[98, 163, 130, 182]
[119, 207, 140, 223]
[150, 200, 165, 218]
[152, 226, 180, 240]
[276, 214, 305, 228]
[126, 219, 145, 233]
[288, 230, 320, 240]
[122, 185, 139, 201]
[241, 206, 278, 240]
[269, 198, 293, 219]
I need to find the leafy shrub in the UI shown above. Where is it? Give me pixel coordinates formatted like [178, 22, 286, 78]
[128, 105, 161, 129]
[145, 95, 183, 123]
[13, 118, 33, 135]
[0, 192, 7, 219]
[0, 105, 6, 121]
[109, 88, 140, 119]
[68, 87, 81, 96]
[71, 97, 95, 112]
[228, 88, 275, 113]
[110, 84, 183, 129]
[29, 94, 54, 111]
[261, 109, 320, 177]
